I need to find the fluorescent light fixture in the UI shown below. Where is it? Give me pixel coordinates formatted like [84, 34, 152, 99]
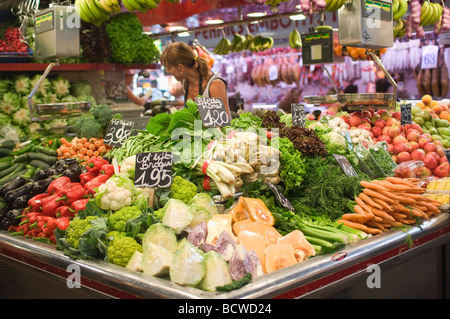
[296, 4, 302, 9]
[247, 12, 267, 17]
[168, 25, 188, 32]
[289, 13, 306, 20]
[178, 32, 191, 37]
[204, 19, 224, 25]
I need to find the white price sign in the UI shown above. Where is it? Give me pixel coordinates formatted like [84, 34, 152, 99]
[421, 45, 439, 69]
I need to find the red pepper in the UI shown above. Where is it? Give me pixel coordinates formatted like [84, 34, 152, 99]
[56, 183, 87, 205]
[55, 205, 76, 219]
[79, 172, 96, 186]
[43, 217, 57, 237]
[47, 176, 72, 195]
[100, 164, 116, 177]
[28, 194, 49, 211]
[86, 157, 109, 175]
[55, 217, 71, 232]
[84, 174, 109, 195]
[41, 194, 64, 216]
[71, 198, 89, 213]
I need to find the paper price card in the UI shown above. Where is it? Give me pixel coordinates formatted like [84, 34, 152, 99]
[400, 103, 412, 125]
[134, 152, 173, 188]
[291, 103, 306, 127]
[104, 118, 135, 147]
[196, 97, 230, 127]
[421, 45, 439, 69]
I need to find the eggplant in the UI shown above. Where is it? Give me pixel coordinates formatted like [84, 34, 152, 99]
[0, 206, 8, 223]
[29, 176, 55, 195]
[62, 163, 82, 182]
[0, 176, 27, 197]
[4, 183, 33, 206]
[12, 194, 34, 209]
[0, 209, 24, 230]
[57, 158, 77, 166]
[33, 168, 50, 181]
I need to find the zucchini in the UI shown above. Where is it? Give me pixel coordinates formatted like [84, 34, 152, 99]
[26, 152, 57, 165]
[11, 153, 28, 164]
[0, 156, 12, 164]
[36, 146, 57, 156]
[0, 140, 17, 150]
[0, 163, 21, 180]
[29, 159, 50, 169]
[0, 164, 26, 187]
[0, 148, 11, 158]
[0, 161, 12, 171]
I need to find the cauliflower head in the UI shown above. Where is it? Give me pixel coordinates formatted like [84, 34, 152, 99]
[170, 176, 198, 204]
[65, 216, 99, 249]
[94, 174, 135, 211]
[108, 205, 142, 232]
[120, 155, 136, 179]
[107, 236, 143, 267]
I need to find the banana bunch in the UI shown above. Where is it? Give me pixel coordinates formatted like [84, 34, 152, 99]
[420, 1, 443, 27]
[248, 35, 274, 52]
[324, 0, 346, 12]
[121, 0, 160, 14]
[213, 37, 231, 55]
[264, 0, 289, 7]
[289, 29, 302, 49]
[75, 0, 115, 26]
[229, 33, 247, 53]
[392, 0, 408, 21]
[393, 18, 407, 38]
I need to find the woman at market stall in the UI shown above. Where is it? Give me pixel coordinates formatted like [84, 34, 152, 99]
[160, 42, 230, 116]
[125, 73, 152, 106]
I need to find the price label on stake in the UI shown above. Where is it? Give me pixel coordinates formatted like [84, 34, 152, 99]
[401, 103, 412, 125]
[266, 181, 295, 212]
[333, 154, 358, 177]
[421, 45, 439, 69]
[104, 118, 135, 147]
[291, 103, 306, 127]
[134, 152, 173, 188]
[196, 97, 230, 127]
[445, 149, 450, 163]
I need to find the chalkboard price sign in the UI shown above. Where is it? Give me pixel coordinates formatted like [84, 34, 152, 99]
[291, 103, 306, 127]
[134, 152, 173, 188]
[266, 181, 295, 212]
[196, 97, 230, 127]
[445, 149, 450, 163]
[104, 118, 135, 147]
[333, 154, 358, 177]
[400, 103, 412, 125]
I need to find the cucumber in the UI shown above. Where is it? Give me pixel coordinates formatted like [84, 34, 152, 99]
[0, 161, 12, 171]
[29, 159, 50, 169]
[26, 152, 57, 165]
[36, 146, 57, 156]
[0, 148, 11, 158]
[0, 140, 17, 149]
[11, 153, 28, 164]
[0, 163, 21, 179]
[0, 164, 26, 187]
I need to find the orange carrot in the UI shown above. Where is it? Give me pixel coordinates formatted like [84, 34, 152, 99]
[359, 193, 383, 210]
[371, 197, 393, 212]
[377, 190, 414, 204]
[385, 176, 415, 186]
[337, 219, 368, 232]
[342, 213, 368, 223]
[371, 208, 395, 222]
[393, 212, 408, 220]
[363, 188, 397, 205]
[364, 226, 384, 235]
[372, 179, 413, 191]
[353, 205, 367, 217]
[365, 220, 385, 231]
[360, 180, 388, 191]
[60, 137, 73, 148]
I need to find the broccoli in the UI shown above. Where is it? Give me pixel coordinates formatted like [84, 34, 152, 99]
[91, 104, 114, 130]
[65, 216, 99, 249]
[73, 114, 103, 139]
[108, 205, 142, 232]
[106, 230, 127, 242]
[170, 176, 198, 204]
[107, 236, 143, 267]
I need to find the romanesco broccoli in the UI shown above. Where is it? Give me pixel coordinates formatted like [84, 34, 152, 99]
[106, 230, 127, 242]
[170, 176, 198, 204]
[65, 216, 99, 249]
[107, 236, 143, 267]
[108, 205, 142, 232]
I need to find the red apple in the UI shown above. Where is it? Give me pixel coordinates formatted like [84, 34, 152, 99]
[362, 110, 372, 119]
[434, 165, 448, 178]
[340, 115, 350, 125]
[378, 135, 392, 144]
[371, 126, 382, 138]
[387, 126, 401, 139]
[422, 133, 433, 140]
[374, 119, 386, 129]
[391, 111, 401, 121]
[387, 143, 394, 154]
[411, 149, 426, 161]
[349, 116, 362, 127]
[358, 123, 372, 131]
[410, 123, 423, 134]
[424, 143, 438, 153]
[397, 151, 412, 163]
[423, 155, 438, 170]
[379, 110, 391, 121]
[436, 145, 445, 157]
[393, 135, 408, 145]
[433, 140, 443, 147]
[406, 131, 420, 142]
[386, 118, 398, 127]
[405, 143, 413, 153]
[382, 126, 390, 136]
[370, 114, 381, 125]
[409, 141, 419, 151]
[427, 151, 441, 163]
[392, 154, 398, 163]
[440, 156, 449, 164]
[418, 136, 431, 149]
[417, 166, 432, 178]
[393, 143, 408, 155]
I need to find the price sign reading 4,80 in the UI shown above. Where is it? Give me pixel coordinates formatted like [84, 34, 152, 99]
[104, 119, 135, 147]
[134, 152, 173, 188]
[196, 97, 230, 127]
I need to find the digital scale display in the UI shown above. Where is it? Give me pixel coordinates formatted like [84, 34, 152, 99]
[362, 0, 391, 21]
[301, 31, 334, 65]
[35, 10, 54, 34]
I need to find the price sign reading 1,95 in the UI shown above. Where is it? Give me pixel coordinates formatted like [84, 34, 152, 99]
[401, 103, 412, 125]
[104, 119, 135, 147]
[196, 97, 230, 127]
[291, 103, 306, 127]
[134, 152, 173, 188]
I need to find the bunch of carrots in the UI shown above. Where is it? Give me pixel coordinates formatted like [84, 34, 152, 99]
[338, 176, 442, 235]
[56, 137, 113, 164]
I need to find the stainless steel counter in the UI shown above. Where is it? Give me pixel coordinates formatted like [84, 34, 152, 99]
[0, 213, 449, 299]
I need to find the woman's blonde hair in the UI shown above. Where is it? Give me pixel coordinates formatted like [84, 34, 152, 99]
[160, 42, 209, 77]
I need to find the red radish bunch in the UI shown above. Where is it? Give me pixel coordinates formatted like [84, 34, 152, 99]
[0, 27, 28, 53]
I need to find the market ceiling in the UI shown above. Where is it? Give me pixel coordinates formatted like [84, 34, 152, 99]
[138, 0, 307, 36]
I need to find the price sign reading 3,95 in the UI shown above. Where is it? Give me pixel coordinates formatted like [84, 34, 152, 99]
[134, 152, 173, 188]
[104, 119, 135, 147]
[196, 97, 230, 127]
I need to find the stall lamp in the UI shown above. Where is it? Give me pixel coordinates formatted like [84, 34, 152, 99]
[168, 25, 188, 32]
[204, 19, 224, 25]
[178, 32, 191, 37]
[289, 13, 306, 20]
[247, 12, 267, 17]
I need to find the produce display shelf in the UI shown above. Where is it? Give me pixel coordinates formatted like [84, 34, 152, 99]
[0, 63, 161, 72]
[0, 213, 449, 299]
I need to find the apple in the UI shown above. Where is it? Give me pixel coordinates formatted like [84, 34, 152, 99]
[391, 111, 401, 121]
[423, 155, 438, 170]
[433, 139, 443, 147]
[382, 126, 390, 136]
[392, 154, 398, 163]
[436, 145, 445, 157]
[411, 149, 426, 161]
[417, 166, 432, 178]
[418, 136, 431, 149]
[441, 162, 450, 174]
[374, 119, 386, 129]
[393, 135, 408, 145]
[340, 115, 350, 125]
[371, 126, 382, 138]
[393, 143, 408, 155]
[427, 151, 441, 163]
[434, 165, 448, 178]
[349, 116, 362, 127]
[424, 143, 438, 153]
[362, 110, 372, 118]
[387, 143, 394, 154]
[386, 118, 398, 127]
[358, 123, 372, 131]
[387, 126, 401, 139]
[409, 141, 419, 151]
[370, 114, 381, 126]
[378, 135, 392, 144]
[440, 156, 449, 164]
[410, 123, 423, 134]
[397, 151, 412, 163]
[422, 133, 433, 140]
[406, 131, 420, 142]
[379, 110, 391, 121]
